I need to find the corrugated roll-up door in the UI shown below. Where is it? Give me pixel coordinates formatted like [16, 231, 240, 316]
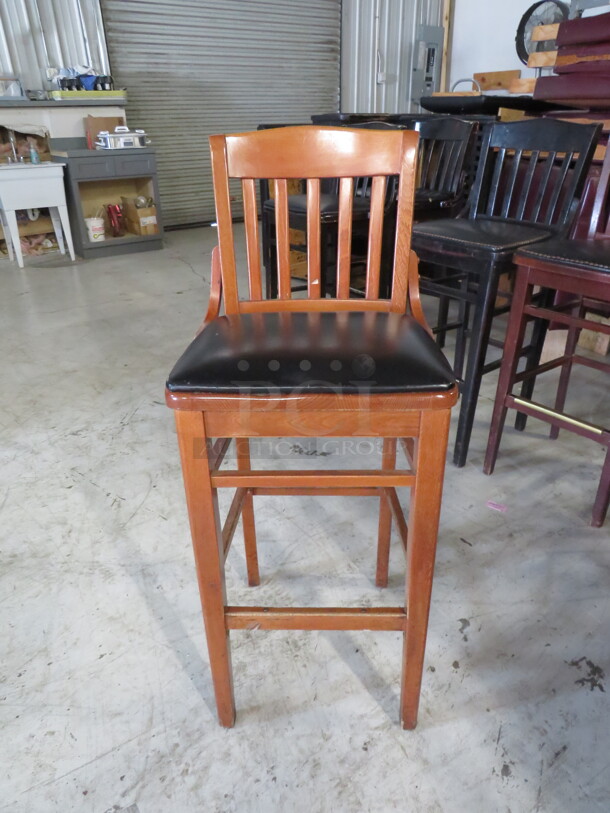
[101, 0, 341, 226]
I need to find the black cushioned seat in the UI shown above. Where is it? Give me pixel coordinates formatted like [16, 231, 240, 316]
[516, 237, 610, 273]
[167, 311, 456, 395]
[263, 194, 371, 222]
[413, 218, 554, 257]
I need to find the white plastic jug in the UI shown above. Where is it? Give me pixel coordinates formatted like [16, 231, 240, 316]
[85, 217, 105, 241]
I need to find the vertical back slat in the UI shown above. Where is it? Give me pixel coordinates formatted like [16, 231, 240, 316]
[515, 150, 540, 220]
[549, 152, 574, 224]
[531, 151, 557, 222]
[589, 147, 610, 238]
[209, 134, 240, 313]
[499, 149, 522, 218]
[437, 141, 455, 191]
[241, 178, 262, 300]
[336, 177, 354, 298]
[274, 179, 292, 299]
[449, 139, 466, 192]
[391, 134, 418, 312]
[306, 178, 321, 297]
[365, 176, 386, 299]
[485, 148, 507, 216]
[420, 139, 434, 188]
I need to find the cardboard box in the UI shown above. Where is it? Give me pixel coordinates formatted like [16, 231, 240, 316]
[121, 196, 159, 235]
[85, 115, 125, 149]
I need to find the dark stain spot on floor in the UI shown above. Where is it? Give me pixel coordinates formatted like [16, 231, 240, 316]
[459, 537, 472, 547]
[458, 618, 470, 641]
[452, 660, 460, 670]
[549, 744, 568, 767]
[290, 444, 331, 457]
[501, 764, 512, 778]
[567, 657, 606, 692]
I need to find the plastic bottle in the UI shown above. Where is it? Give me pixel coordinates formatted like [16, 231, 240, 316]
[29, 142, 41, 164]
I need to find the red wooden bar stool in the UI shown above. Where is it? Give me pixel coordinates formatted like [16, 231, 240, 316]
[165, 127, 459, 727]
[484, 147, 610, 527]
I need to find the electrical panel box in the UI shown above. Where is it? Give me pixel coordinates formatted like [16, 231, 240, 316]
[411, 25, 444, 107]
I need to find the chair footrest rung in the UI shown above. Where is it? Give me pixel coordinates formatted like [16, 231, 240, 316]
[225, 606, 406, 631]
[252, 486, 382, 496]
[211, 469, 415, 488]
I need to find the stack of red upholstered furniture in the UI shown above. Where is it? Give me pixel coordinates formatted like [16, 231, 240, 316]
[534, 11, 610, 108]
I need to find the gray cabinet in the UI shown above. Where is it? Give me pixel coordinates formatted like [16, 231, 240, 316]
[51, 147, 163, 259]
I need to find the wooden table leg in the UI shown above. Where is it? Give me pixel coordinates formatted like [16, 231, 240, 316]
[175, 410, 236, 727]
[400, 408, 451, 729]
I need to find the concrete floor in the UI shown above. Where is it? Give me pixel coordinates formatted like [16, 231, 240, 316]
[1, 228, 608, 813]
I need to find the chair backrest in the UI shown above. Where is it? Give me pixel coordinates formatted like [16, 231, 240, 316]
[414, 117, 476, 197]
[324, 121, 404, 207]
[210, 126, 419, 315]
[468, 119, 601, 229]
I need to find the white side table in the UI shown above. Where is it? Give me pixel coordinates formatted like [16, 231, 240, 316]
[0, 162, 76, 268]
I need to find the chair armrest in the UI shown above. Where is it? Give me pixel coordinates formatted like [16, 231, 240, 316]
[196, 245, 223, 334]
[408, 250, 433, 337]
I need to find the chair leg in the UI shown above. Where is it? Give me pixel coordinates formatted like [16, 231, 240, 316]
[376, 438, 397, 587]
[592, 447, 610, 528]
[453, 262, 501, 467]
[483, 270, 532, 475]
[401, 408, 451, 729]
[436, 295, 450, 348]
[235, 438, 260, 586]
[549, 302, 583, 440]
[262, 210, 275, 299]
[175, 410, 236, 727]
[453, 279, 471, 383]
[514, 287, 552, 432]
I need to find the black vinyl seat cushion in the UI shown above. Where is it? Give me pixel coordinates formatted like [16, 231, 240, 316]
[167, 311, 456, 395]
[412, 217, 554, 258]
[263, 194, 371, 223]
[516, 237, 610, 273]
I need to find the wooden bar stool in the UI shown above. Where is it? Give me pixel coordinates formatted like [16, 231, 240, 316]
[484, 147, 610, 527]
[165, 127, 459, 727]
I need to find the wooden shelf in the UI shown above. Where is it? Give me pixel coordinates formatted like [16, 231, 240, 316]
[84, 231, 160, 246]
[17, 215, 53, 237]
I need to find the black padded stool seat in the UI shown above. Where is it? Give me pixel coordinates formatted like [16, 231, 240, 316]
[263, 193, 371, 223]
[413, 218, 554, 258]
[517, 237, 610, 273]
[167, 311, 456, 395]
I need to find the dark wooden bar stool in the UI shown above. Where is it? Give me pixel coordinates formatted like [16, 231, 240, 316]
[262, 118, 475, 299]
[412, 119, 601, 467]
[484, 147, 610, 527]
[165, 126, 459, 727]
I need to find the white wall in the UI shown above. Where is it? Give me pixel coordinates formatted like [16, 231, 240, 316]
[449, 0, 537, 88]
[449, 0, 610, 89]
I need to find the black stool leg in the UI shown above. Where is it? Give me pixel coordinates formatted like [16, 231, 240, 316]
[453, 275, 472, 382]
[453, 261, 500, 467]
[436, 293, 450, 348]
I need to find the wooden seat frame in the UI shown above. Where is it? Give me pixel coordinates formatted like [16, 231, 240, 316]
[166, 127, 459, 728]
